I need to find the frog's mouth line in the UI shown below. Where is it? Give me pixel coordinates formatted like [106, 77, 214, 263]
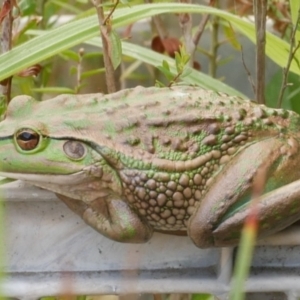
[0, 171, 87, 185]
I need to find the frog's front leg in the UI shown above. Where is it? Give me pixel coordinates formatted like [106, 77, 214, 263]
[188, 137, 300, 248]
[57, 194, 153, 243]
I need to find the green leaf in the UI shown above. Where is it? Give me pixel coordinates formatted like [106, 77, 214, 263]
[32, 87, 75, 94]
[83, 52, 103, 59]
[222, 21, 241, 50]
[0, 95, 7, 120]
[108, 29, 122, 69]
[174, 51, 181, 73]
[50, 0, 83, 14]
[191, 294, 214, 300]
[60, 50, 80, 62]
[290, 0, 300, 28]
[289, 0, 300, 42]
[162, 60, 170, 71]
[181, 68, 192, 78]
[265, 69, 300, 113]
[18, 0, 37, 15]
[81, 68, 106, 79]
[157, 65, 174, 81]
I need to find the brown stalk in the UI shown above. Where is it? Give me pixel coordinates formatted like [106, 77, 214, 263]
[0, 0, 14, 102]
[92, 0, 117, 93]
[253, 0, 267, 104]
[208, 10, 219, 78]
[75, 48, 85, 94]
[192, 0, 215, 46]
[145, 0, 168, 40]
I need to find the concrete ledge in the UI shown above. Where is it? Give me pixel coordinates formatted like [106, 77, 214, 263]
[1, 181, 300, 299]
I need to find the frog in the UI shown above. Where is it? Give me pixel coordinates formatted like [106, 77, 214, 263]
[0, 86, 300, 248]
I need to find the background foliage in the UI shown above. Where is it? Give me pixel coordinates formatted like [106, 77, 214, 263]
[0, 0, 299, 106]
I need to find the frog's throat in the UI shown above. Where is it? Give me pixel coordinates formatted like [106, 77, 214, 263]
[0, 171, 86, 185]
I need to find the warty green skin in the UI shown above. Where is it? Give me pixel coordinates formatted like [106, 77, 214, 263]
[1, 86, 300, 248]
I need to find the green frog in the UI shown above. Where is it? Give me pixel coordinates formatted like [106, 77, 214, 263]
[0, 86, 300, 248]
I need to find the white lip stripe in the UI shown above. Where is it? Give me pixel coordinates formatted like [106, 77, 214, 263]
[0, 171, 86, 185]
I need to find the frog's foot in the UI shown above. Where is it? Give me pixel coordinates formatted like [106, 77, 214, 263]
[57, 194, 153, 243]
[188, 138, 300, 248]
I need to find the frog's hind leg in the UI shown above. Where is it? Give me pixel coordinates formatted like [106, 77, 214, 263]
[211, 179, 300, 246]
[57, 194, 153, 243]
[188, 137, 300, 248]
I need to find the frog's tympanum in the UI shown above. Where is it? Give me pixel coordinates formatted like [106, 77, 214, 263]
[0, 86, 300, 248]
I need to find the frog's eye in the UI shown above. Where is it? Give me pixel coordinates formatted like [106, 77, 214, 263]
[15, 129, 40, 151]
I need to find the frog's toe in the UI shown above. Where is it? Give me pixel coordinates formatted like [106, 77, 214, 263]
[187, 217, 217, 248]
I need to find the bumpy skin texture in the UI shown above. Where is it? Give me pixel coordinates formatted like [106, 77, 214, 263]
[1, 86, 300, 248]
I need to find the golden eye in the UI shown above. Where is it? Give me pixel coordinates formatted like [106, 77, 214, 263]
[16, 129, 40, 151]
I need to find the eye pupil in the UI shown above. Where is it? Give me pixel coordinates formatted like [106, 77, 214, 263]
[16, 129, 40, 151]
[19, 132, 37, 141]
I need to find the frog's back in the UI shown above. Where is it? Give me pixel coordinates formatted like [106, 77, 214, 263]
[6, 86, 299, 158]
